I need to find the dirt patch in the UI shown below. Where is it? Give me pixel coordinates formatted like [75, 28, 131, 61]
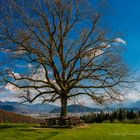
[75, 123, 89, 128]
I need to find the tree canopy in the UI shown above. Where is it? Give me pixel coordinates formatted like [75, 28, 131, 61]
[0, 0, 129, 117]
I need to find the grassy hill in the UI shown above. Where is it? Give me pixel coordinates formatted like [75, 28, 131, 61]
[0, 109, 40, 123]
[0, 123, 140, 140]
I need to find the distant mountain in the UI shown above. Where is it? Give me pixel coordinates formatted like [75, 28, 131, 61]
[1, 100, 140, 115]
[103, 101, 140, 111]
[123, 107, 140, 111]
[0, 101, 17, 112]
[0, 101, 58, 114]
[0, 104, 16, 111]
[50, 104, 101, 113]
[27, 103, 58, 113]
[128, 101, 140, 108]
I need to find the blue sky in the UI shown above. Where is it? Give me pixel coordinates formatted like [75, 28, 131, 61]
[1, 0, 140, 104]
[109, 0, 140, 69]
[106, 0, 140, 103]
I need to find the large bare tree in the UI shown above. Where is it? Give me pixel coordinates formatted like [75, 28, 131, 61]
[0, 0, 128, 117]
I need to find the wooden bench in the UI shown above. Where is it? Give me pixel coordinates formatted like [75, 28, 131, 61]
[40, 117, 83, 128]
[69, 117, 81, 126]
[40, 118, 52, 127]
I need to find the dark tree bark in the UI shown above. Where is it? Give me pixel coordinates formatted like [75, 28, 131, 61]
[60, 97, 67, 118]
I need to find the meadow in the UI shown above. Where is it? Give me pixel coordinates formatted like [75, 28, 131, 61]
[0, 123, 140, 140]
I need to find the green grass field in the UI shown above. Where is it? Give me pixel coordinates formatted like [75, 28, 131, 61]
[0, 123, 140, 140]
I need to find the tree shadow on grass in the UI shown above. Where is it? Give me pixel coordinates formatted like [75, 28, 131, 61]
[0, 124, 18, 130]
[37, 131, 61, 140]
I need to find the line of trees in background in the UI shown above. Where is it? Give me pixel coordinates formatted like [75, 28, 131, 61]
[81, 109, 140, 123]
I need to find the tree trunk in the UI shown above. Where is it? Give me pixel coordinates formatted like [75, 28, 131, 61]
[60, 97, 67, 118]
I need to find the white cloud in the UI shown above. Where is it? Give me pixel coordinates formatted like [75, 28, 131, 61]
[93, 49, 104, 56]
[114, 38, 126, 45]
[100, 42, 111, 48]
[16, 64, 27, 68]
[0, 48, 11, 53]
[8, 71, 21, 79]
[85, 48, 104, 58]
[127, 91, 140, 102]
[13, 72, 21, 78]
[28, 63, 34, 68]
[4, 83, 19, 92]
[16, 46, 26, 55]
[31, 66, 47, 81]
[0, 94, 20, 102]
[0, 88, 21, 102]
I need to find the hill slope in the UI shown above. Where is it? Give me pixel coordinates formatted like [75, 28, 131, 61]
[0, 109, 40, 123]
